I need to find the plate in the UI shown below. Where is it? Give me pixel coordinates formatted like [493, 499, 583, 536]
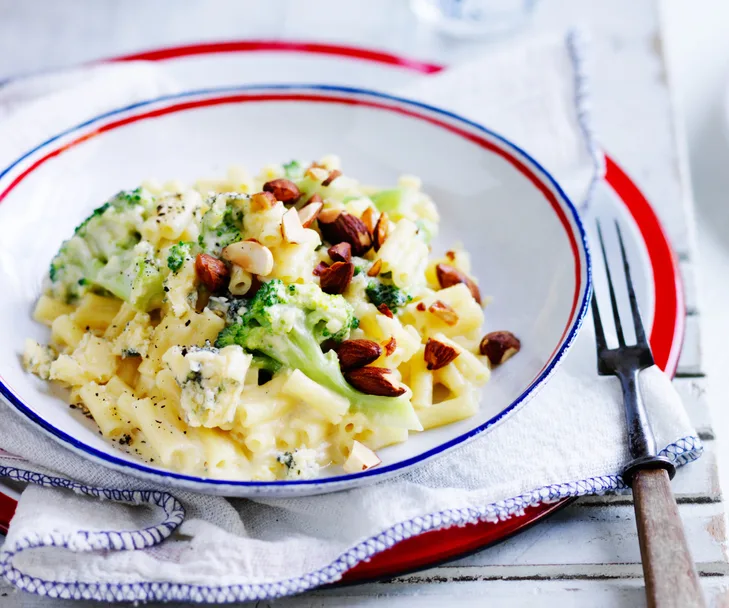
[0, 84, 590, 496]
[0, 42, 684, 583]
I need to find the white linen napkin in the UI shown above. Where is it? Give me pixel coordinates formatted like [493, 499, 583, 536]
[0, 33, 700, 604]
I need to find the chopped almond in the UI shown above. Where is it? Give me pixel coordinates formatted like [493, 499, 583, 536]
[328, 242, 352, 263]
[251, 191, 276, 211]
[313, 261, 329, 277]
[343, 440, 381, 473]
[298, 201, 323, 228]
[367, 259, 382, 277]
[428, 300, 459, 326]
[424, 338, 460, 371]
[321, 169, 342, 187]
[377, 303, 393, 318]
[223, 240, 274, 276]
[281, 207, 308, 243]
[361, 206, 376, 233]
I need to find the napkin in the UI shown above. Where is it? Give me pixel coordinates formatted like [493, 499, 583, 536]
[0, 33, 700, 603]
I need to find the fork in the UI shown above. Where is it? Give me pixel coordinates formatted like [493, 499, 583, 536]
[592, 220, 705, 608]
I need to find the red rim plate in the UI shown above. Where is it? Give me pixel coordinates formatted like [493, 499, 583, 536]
[0, 41, 685, 584]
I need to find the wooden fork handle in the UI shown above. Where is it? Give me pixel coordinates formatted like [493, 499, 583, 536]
[632, 468, 705, 608]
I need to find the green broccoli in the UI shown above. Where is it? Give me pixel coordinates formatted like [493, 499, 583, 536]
[215, 279, 420, 429]
[198, 195, 243, 255]
[370, 188, 406, 214]
[93, 242, 166, 311]
[167, 241, 196, 273]
[365, 281, 411, 313]
[283, 160, 304, 180]
[48, 188, 164, 309]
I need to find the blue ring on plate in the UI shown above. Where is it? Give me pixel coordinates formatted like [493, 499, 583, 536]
[0, 84, 592, 489]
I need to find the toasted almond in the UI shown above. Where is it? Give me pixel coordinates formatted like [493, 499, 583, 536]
[194, 253, 230, 293]
[306, 166, 330, 181]
[383, 337, 397, 356]
[298, 201, 323, 228]
[263, 178, 301, 203]
[480, 331, 520, 365]
[361, 206, 376, 233]
[318, 207, 342, 224]
[335, 339, 382, 371]
[344, 366, 406, 397]
[435, 263, 482, 304]
[319, 261, 354, 294]
[428, 300, 459, 326]
[367, 259, 383, 277]
[373, 212, 389, 251]
[251, 191, 277, 211]
[321, 169, 342, 187]
[377, 303, 393, 318]
[307, 193, 324, 205]
[313, 261, 330, 277]
[281, 207, 308, 243]
[342, 440, 381, 473]
[223, 240, 274, 276]
[424, 338, 460, 371]
[318, 211, 372, 256]
[328, 242, 352, 263]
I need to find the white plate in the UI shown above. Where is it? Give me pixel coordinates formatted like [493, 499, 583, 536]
[0, 85, 590, 496]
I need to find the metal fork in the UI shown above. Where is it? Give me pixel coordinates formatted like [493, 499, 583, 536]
[592, 220, 704, 608]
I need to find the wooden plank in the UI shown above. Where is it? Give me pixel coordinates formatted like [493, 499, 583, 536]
[677, 315, 703, 376]
[675, 376, 714, 439]
[4, 577, 729, 608]
[681, 260, 699, 315]
[444, 502, 727, 570]
[277, 578, 729, 608]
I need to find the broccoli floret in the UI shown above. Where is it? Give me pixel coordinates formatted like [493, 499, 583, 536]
[48, 188, 160, 305]
[283, 160, 304, 180]
[251, 354, 282, 374]
[198, 194, 243, 255]
[167, 241, 195, 273]
[215, 279, 420, 429]
[365, 281, 411, 313]
[93, 241, 166, 311]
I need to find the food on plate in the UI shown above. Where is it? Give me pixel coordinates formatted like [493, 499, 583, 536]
[23, 155, 520, 480]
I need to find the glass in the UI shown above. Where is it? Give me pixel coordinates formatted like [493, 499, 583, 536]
[410, 0, 537, 38]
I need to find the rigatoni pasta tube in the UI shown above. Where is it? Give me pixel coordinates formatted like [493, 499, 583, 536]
[117, 395, 202, 470]
[282, 369, 350, 423]
[416, 390, 479, 430]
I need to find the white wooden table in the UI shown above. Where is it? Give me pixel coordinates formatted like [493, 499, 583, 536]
[0, 0, 724, 605]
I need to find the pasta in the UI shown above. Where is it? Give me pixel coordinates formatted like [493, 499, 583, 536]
[23, 155, 519, 480]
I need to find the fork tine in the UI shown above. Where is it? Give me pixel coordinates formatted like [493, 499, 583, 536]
[596, 221, 626, 347]
[614, 220, 649, 348]
[591, 288, 608, 354]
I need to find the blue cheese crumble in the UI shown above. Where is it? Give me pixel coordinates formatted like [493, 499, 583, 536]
[162, 343, 251, 428]
[277, 448, 321, 480]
